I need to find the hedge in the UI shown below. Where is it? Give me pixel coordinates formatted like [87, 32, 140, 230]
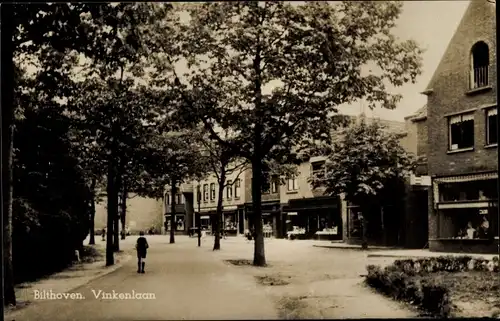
[365, 255, 500, 318]
[391, 255, 499, 274]
[366, 264, 451, 317]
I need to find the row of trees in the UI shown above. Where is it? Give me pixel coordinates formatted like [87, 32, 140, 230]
[3, 2, 423, 306]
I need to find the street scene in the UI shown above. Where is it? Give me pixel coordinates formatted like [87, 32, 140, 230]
[2, 1, 499, 320]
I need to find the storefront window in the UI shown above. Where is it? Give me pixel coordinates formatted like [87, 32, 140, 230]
[263, 214, 274, 236]
[224, 213, 237, 231]
[439, 180, 497, 202]
[438, 207, 498, 239]
[200, 215, 211, 231]
[286, 213, 306, 232]
[175, 214, 185, 231]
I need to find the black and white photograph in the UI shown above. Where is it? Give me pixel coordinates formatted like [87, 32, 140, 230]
[2, 1, 499, 320]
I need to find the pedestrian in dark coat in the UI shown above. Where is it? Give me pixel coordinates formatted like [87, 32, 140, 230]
[136, 231, 149, 273]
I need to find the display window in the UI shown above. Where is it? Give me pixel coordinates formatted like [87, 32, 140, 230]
[438, 207, 498, 239]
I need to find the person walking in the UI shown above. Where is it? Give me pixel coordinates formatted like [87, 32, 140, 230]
[101, 227, 106, 242]
[135, 231, 149, 273]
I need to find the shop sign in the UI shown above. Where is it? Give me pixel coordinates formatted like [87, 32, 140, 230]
[287, 212, 298, 216]
[410, 174, 432, 186]
[479, 209, 488, 215]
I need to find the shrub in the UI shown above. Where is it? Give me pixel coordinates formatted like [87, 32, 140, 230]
[421, 281, 451, 318]
[365, 264, 451, 318]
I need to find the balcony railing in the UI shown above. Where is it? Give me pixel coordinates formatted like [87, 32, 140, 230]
[469, 65, 490, 90]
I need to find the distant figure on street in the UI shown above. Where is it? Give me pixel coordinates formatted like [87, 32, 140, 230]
[101, 228, 106, 242]
[135, 231, 149, 273]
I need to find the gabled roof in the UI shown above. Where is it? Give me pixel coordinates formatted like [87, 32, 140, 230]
[422, 0, 495, 94]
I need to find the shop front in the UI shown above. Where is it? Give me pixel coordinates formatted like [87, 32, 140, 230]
[282, 196, 341, 240]
[244, 201, 281, 238]
[430, 173, 499, 254]
[164, 213, 187, 235]
[222, 206, 239, 236]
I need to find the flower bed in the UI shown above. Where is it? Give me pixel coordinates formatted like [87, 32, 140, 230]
[365, 255, 500, 318]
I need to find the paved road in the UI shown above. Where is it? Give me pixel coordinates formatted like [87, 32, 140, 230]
[7, 236, 278, 321]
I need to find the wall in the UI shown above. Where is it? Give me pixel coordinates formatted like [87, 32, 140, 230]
[193, 165, 251, 211]
[94, 195, 163, 233]
[426, 0, 497, 177]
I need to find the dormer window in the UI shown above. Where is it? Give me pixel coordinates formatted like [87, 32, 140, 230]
[469, 41, 490, 90]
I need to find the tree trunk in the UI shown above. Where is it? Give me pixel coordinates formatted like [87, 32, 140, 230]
[213, 166, 226, 251]
[113, 173, 122, 252]
[89, 178, 97, 245]
[105, 161, 117, 266]
[170, 182, 177, 244]
[251, 156, 266, 266]
[2, 5, 16, 305]
[121, 184, 127, 240]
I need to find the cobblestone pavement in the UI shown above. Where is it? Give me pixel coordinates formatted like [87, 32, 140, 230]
[5, 235, 417, 320]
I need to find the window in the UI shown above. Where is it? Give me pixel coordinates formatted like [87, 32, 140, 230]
[197, 185, 202, 202]
[470, 41, 490, 89]
[311, 161, 326, 179]
[449, 113, 474, 150]
[166, 193, 170, 205]
[486, 108, 497, 145]
[234, 179, 241, 198]
[271, 179, 278, 194]
[287, 175, 298, 191]
[226, 180, 232, 199]
[176, 194, 181, 205]
[439, 180, 497, 202]
[203, 184, 208, 202]
[438, 207, 498, 239]
[210, 183, 216, 201]
[175, 214, 185, 231]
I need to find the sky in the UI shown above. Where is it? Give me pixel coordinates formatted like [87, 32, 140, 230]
[22, 1, 470, 123]
[340, 1, 470, 121]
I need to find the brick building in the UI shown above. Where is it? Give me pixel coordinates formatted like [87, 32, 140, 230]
[422, 0, 498, 253]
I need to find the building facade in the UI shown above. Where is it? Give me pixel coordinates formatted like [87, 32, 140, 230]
[423, 0, 498, 253]
[163, 183, 195, 235]
[192, 164, 250, 236]
[279, 155, 342, 240]
[402, 105, 430, 249]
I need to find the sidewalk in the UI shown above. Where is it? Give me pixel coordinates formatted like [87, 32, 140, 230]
[8, 242, 131, 312]
[367, 248, 498, 260]
[312, 241, 398, 251]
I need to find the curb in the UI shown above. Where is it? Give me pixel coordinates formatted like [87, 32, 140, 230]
[313, 245, 395, 251]
[367, 254, 414, 258]
[70, 253, 133, 292]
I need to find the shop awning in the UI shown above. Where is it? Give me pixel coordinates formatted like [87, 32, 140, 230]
[434, 172, 497, 184]
[200, 215, 210, 219]
[437, 201, 497, 210]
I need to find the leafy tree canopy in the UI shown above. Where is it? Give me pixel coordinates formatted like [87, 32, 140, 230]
[309, 117, 416, 206]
